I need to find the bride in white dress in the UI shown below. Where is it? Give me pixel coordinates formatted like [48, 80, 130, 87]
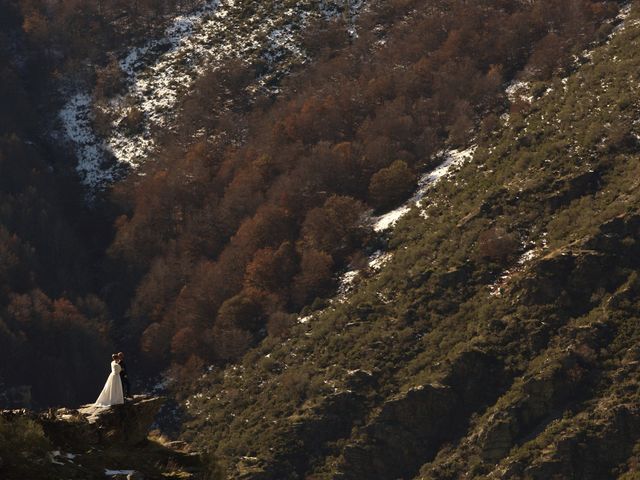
[95, 354, 124, 407]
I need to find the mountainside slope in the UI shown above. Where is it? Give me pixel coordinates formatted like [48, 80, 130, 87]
[4, 0, 622, 412]
[105, 0, 620, 381]
[180, 3, 640, 479]
[60, 0, 363, 189]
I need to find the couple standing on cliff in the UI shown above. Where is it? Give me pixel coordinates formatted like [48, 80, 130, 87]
[95, 352, 132, 407]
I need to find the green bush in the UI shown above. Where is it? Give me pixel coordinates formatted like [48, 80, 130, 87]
[0, 416, 50, 466]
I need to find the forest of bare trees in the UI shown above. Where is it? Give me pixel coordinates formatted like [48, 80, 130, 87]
[0, 0, 622, 404]
[107, 0, 620, 375]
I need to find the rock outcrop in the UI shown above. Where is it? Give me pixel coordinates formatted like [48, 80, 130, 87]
[334, 349, 505, 480]
[475, 350, 590, 463]
[79, 395, 165, 445]
[339, 383, 455, 480]
[0, 396, 204, 480]
[36, 395, 164, 448]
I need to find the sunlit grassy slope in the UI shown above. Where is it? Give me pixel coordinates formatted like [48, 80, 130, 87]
[182, 4, 640, 479]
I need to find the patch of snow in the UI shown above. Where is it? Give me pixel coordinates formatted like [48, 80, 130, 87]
[296, 0, 638, 327]
[58, 94, 116, 190]
[418, 146, 477, 191]
[517, 248, 537, 265]
[339, 270, 359, 288]
[489, 239, 549, 297]
[368, 250, 393, 270]
[48, 450, 65, 465]
[376, 291, 391, 304]
[105, 469, 136, 476]
[372, 205, 411, 232]
[298, 315, 313, 324]
[151, 375, 172, 393]
[613, 3, 633, 32]
[371, 146, 477, 232]
[506, 80, 533, 103]
[337, 269, 360, 301]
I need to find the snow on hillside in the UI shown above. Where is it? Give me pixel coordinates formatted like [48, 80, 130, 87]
[372, 146, 477, 232]
[505, 81, 533, 104]
[59, 93, 111, 188]
[330, 0, 635, 313]
[332, 147, 477, 304]
[485, 4, 638, 298]
[59, 0, 365, 190]
[488, 237, 548, 297]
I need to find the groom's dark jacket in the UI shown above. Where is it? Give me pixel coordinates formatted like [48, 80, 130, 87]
[120, 361, 131, 396]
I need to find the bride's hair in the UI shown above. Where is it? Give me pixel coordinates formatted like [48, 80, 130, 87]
[112, 353, 119, 361]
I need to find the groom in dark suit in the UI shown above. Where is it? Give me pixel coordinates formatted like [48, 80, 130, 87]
[117, 352, 132, 399]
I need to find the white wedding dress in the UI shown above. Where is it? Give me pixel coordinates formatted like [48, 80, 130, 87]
[95, 361, 124, 407]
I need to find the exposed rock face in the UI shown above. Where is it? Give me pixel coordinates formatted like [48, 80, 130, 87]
[544, 168, 603, 210]
[489, 401, 640, 480]
[335, 349, 505, 480]
[344, 369, 378, 391]
[518, 248, 612, 307]
[476, 351, 590, 463]
[232, 390, 367, 480]
[517, 213, 640, 309]
[339, 383, 455, 480]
